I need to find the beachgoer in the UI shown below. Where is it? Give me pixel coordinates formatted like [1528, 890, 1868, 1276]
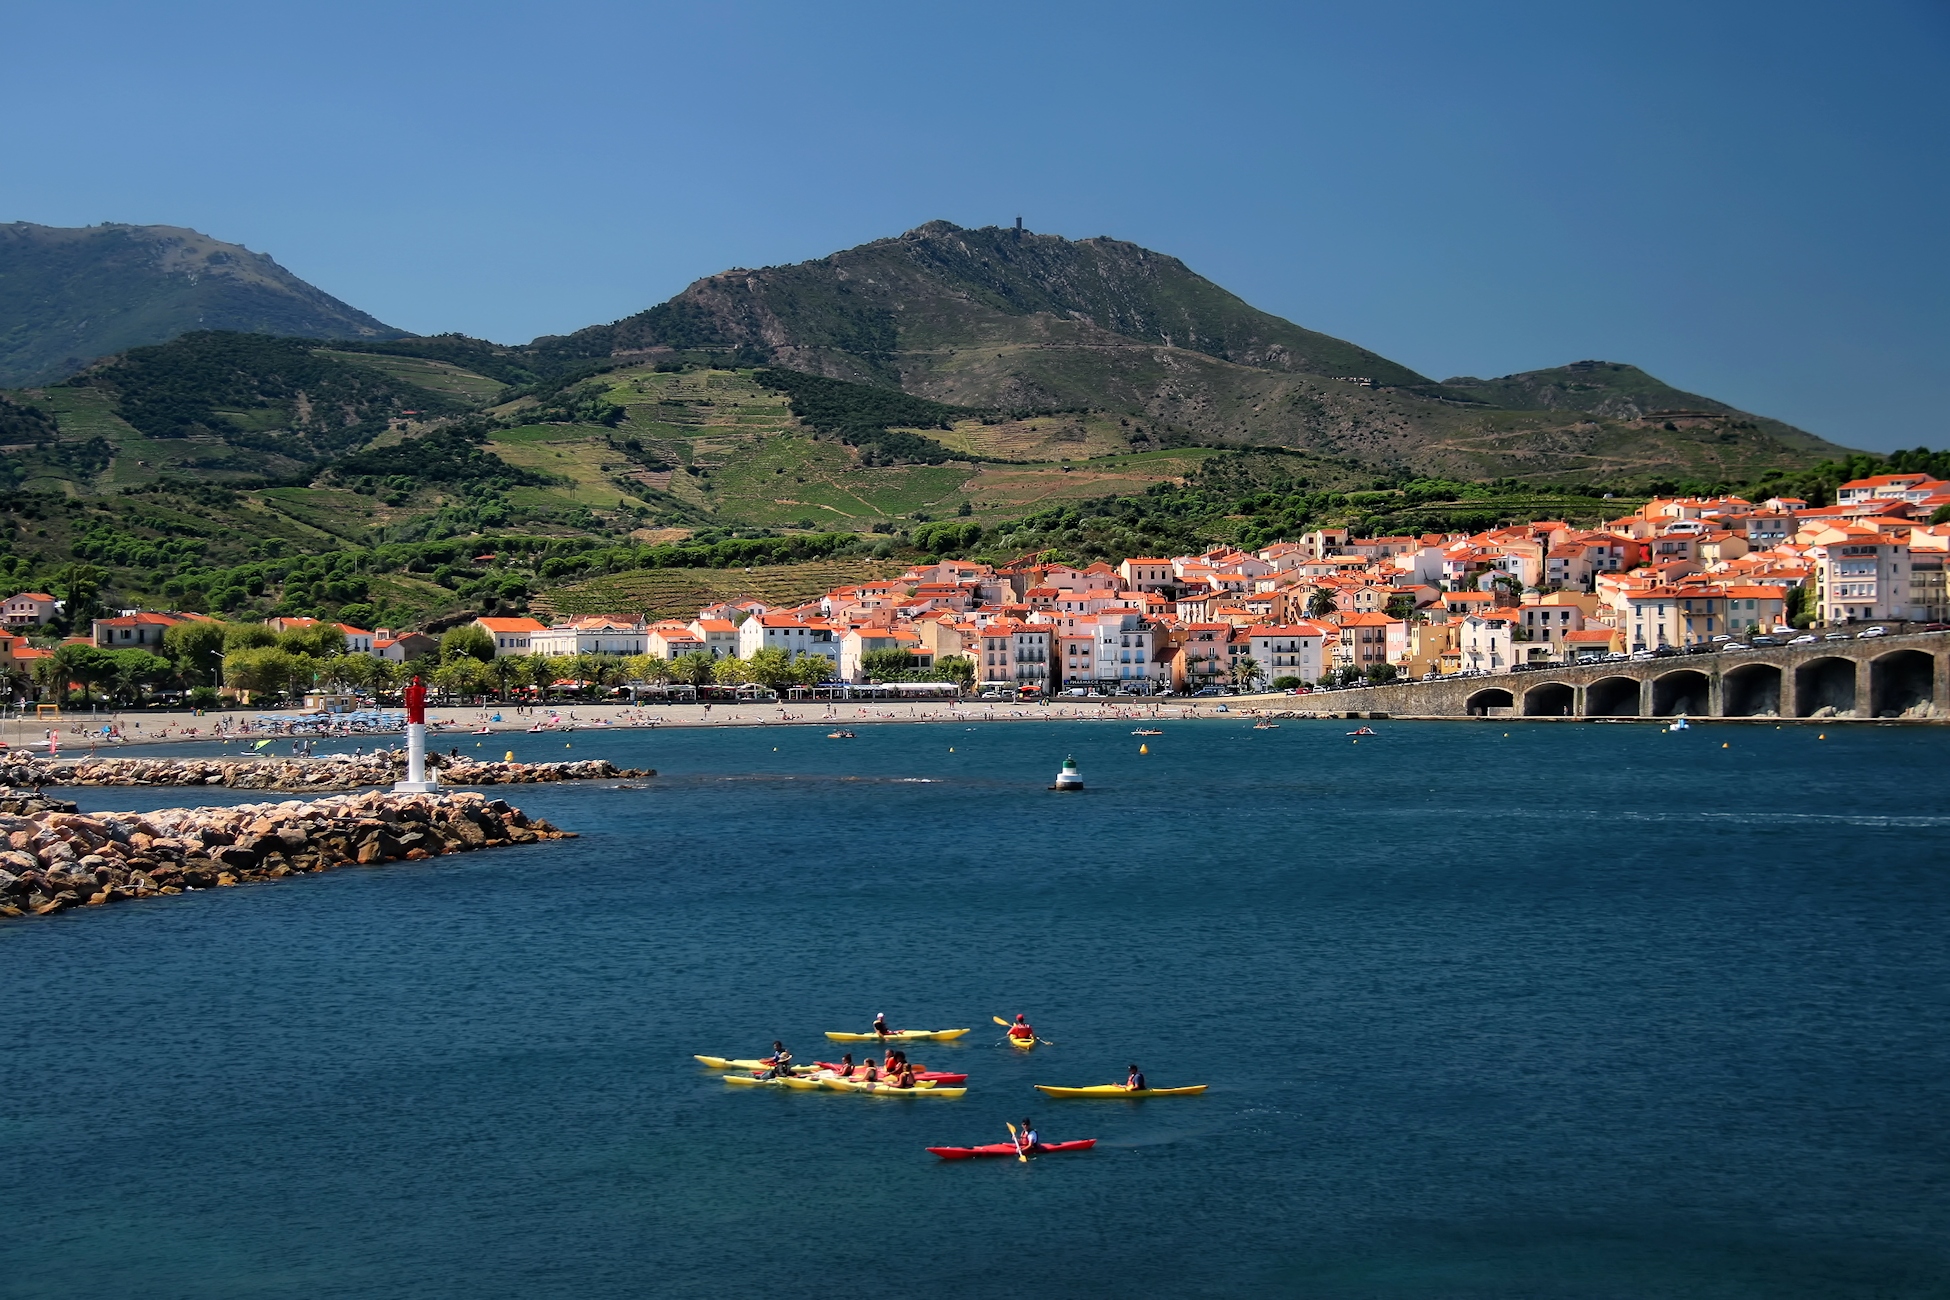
[1124, 1064, 1146, 1091]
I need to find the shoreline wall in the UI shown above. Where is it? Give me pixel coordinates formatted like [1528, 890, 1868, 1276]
[0, 790, 574, 920]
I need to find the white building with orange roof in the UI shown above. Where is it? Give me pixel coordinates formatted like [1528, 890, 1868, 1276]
[1809, 525, 1912, 624]
[91, 610, 188, 650]
[687, 617, 741, 659]
[1836, 473, 1950, 507]
[473, 615, 548, 656]
[530, 616, 647, 658]
[738, 612, 839, 665]
[839, 626, 928, 682]
[2, 592, 59, 627]
[1119, 557, 1176, 592]
[647, 621, 703, 659]
[1247, 624, 1328, 685]
[1458, 611, 1517, 673]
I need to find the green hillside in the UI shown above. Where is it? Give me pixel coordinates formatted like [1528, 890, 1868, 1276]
[531, 221, 1855, 482]
[0, 222, 403, 387]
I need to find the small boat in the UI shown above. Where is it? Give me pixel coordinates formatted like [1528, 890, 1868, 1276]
[1050, 756, 1084, 791]
[1007, 1034, 1037, 1050]
[815, 1062, 967, 1085]
[1034, 1084, 1208, 1098]
[827, 730, 856, 739]
[1668, 717, 1691, 731]
[722, 1074, 825, 1091]
[823, 1079, 967, 1098]
[823, 1028, 972, 1043]
[1346, 726, 1377, 736]
[927, 1139, 1097, 1160]
[1131, 728, 1162, 736]
[1252, 722, 1279, 730]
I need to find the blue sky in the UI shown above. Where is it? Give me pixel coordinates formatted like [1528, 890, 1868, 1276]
[4, 0, 1945, 451]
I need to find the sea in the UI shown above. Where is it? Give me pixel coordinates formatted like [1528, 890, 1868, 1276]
[3, 718, 1947, 1298]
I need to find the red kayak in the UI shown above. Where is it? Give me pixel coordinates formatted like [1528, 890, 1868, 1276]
[817, 1062, 967, 1086]
[927, 1139, 1097, 1160]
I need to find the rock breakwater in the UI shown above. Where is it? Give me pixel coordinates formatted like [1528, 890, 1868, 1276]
[0, 790, 573, 920]
[0, 753, 651, 791]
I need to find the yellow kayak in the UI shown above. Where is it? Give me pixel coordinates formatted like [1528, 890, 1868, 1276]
[1008, 1035, 1036, 1050]
[695, 1055, 779, 1070]
[823, 1029, 971, 1043]
[1034, 1084, 1208, 1098]
[825, 1079, 966, 1098]
[724, 1074, 824, 1090]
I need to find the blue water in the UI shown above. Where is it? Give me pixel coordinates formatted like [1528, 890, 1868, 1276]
[4, 719, 1949, 1298]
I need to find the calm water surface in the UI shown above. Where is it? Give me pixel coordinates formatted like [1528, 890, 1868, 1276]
[4, 719, 1948, 1298]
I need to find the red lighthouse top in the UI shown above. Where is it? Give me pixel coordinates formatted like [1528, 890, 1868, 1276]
[405, 675, 427, 725]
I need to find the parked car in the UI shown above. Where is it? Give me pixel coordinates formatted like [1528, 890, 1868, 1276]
[1709, 634, 1733, 643]
[1751, 635, 1779, 646]
[1191, 686, 1228, 697]
[1824, 632, 1851, 641]
[1789, 633, 1818, 645]
[1923, 622, 1950, 632]
[1857, 626, 1888, 638]
[1720, 642, 1751, 652]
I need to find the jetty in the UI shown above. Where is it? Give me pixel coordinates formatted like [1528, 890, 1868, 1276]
[0, 753, 651, 791]
[0, 788, 573, 920]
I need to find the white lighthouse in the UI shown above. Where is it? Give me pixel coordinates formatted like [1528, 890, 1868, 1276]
[393, 674, 441, 794]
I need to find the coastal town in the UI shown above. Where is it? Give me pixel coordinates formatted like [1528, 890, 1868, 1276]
[4, 472, 1949, 707]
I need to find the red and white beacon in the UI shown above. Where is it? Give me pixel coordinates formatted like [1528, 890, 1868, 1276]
[393, 674, 441, 793]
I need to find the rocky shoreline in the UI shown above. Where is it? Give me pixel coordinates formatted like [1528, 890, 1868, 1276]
[0, 753, 651, 791]
[0, 789, 574, 920]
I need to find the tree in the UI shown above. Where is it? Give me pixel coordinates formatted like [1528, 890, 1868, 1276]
[433, 655, 488, 701]
[622, 653, 670, 687]
[51, 642, 117, 703]
[1384, 593, 1416, 621]
[321, 653, 378, 693]
[279, 622, 346, 659]
[54, 563, 102, 631]
[670, 651, 716, 687]
[712, 656, 752, 686]
[792, 655, 836, 685]
[744, 647, 795, 690]
[490, 655, 528, 700]
[526, 654, 564, 702]
[1271, 675, 1302, 691]
[1307, 587, 1337, 619]
[224, 623, 278, 653]
[1364, 662, 1398, 684]
[224, 647, 299, 701]
[1230, 655, 1263, 691]
[862, 647, 917, 680]
[441, 624, 496, 664]
[163, 619, 229, 689]
[933, 654, 976, 688]
[106, 649, 171, 703]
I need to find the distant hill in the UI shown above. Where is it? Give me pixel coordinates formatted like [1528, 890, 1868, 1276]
[0, 222, 404, 387]
[536, 221, 1853, 481]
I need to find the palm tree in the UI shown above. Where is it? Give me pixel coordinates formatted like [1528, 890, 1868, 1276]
[670, 651, 716, 688]
[1230, 655, 1263, 692]
[1306, 587, 1337, 619]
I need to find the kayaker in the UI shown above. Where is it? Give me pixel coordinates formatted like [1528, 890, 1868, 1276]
[1017, 1119, 1042, 1153]
[762, 1041, 794, 1079]
[1009, 1014, 1034, 1042]
[1124, 1064, 1147, 1091]
[861, 1059, 880, 1083]
[891, 1061, 917, 1089]
[835, 1053, 856, 1077]
[883, 1048, 902, 1075]
[872, 1012, 893, 1037]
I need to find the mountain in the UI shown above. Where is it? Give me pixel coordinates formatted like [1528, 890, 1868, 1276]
[537, 220, 1853, 482]
[0, 222, 404, 387]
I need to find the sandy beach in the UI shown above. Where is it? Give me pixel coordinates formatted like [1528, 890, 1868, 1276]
[0, 693, 1314, 754]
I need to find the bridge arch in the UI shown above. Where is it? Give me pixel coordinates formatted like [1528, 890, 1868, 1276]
[1722, 662, 1782, 717]
[1465, 687, 1515, 716]
[1651, 668, 1711, 717]
[1522, 682, 1576, 716]
[1870, 648, 1935, 717]
[1795, 656, 1856, 717]
[1584, 676, 1640, 717]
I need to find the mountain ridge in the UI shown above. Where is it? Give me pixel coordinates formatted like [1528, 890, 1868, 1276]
[0, 222, 403, 387]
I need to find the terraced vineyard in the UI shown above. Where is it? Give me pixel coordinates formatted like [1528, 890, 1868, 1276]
[540, 558, 905, 621]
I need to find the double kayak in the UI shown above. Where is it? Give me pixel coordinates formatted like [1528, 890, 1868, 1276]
[815, 1061, 967, 1085]
[722, 1073, 966, 1098]
[1034, 1084, 1207, 1098]
[928, 1139, 1097, 1159]
[824, 1028, 971, 1043]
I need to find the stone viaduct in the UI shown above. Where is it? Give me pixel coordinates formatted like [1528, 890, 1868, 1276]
[1291, 630, 1950, 721]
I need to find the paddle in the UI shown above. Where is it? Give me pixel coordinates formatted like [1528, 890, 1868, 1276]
[1005, 1121, 1028, 1163]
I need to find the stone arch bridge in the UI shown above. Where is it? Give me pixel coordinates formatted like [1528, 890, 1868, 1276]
[1305, 631, 1950, 721]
